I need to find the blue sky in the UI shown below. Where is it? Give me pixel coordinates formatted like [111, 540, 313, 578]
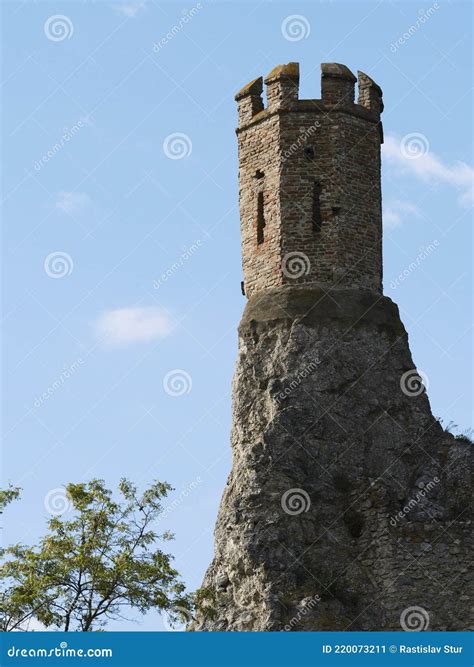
[2, 0, 472, 631]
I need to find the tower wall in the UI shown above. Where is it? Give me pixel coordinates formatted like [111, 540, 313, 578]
[236, 63, 384, 297]
[237, 114, 283, 296]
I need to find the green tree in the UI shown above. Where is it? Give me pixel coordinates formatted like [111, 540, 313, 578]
[0, 479, 191, 631]
[0, 485, 21, 515]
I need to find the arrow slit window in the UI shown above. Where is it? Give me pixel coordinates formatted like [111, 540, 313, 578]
[312, 181, 322, 233]
[257, 191, 265, 245]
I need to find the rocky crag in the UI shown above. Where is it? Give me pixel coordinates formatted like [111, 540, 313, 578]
[193, 63, 472, 631]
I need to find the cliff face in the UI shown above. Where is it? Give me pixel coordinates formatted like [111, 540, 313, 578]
[195, 287, 472, 631]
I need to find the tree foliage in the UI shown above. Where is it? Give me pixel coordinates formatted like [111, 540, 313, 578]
[0, 485, 21, 515]
[0, 479, 191, 631]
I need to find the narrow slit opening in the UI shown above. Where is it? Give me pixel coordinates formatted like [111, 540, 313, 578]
[257, 191, 265, 245]
[312, 181, 322, 233]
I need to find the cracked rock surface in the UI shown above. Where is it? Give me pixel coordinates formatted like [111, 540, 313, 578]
[193, 287, 472, 631]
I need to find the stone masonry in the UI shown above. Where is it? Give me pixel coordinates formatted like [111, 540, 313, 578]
[236, 62, 383, 297]
[193, 63, 472, 631]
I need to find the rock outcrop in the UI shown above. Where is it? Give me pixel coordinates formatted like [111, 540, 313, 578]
[194, 287, 472, 631]
[193, 61, 472, 631]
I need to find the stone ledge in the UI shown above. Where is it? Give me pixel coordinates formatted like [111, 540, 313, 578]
[321, 62, 357, 82]
[236, 101, 380, 133]
[239, 286, 406, 338]
[235, 76, 263, 102]
[264, 62, 300, 84]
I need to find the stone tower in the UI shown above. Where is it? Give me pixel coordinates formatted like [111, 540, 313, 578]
[194, 63, 472, 631]
[236, 62, 383, 296]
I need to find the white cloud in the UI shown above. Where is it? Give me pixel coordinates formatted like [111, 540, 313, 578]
[113, 2, 146, 17]
[55, 191, 92, 215]
[383, 200, 423, 229]
[95, 307, 174, 346]
[383, 134, 474, 207]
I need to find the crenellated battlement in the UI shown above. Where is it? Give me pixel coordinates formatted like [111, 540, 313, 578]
[235, 62, 384, 299]
[235, 62, 383, 131]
